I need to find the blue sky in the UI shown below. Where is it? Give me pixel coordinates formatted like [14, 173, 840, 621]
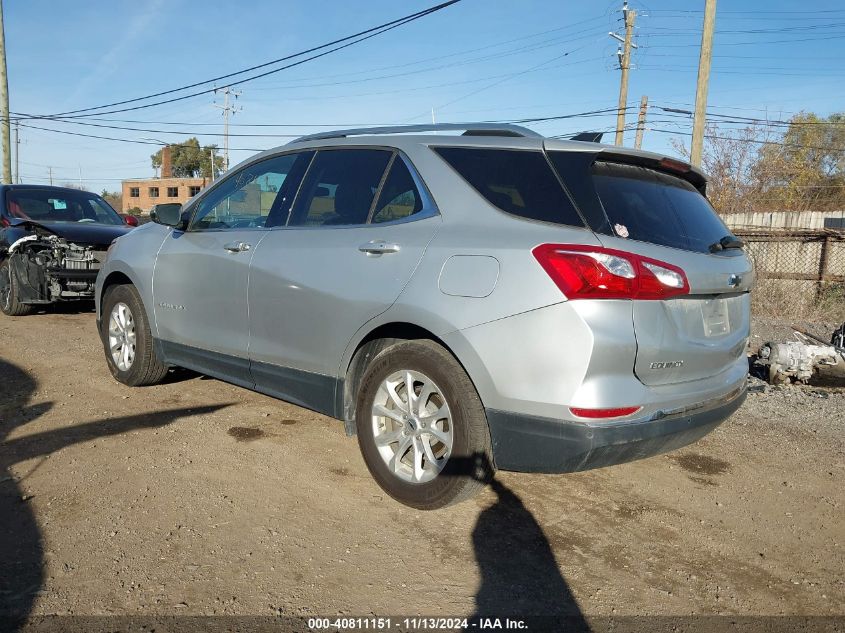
[6, 0, 845, 194]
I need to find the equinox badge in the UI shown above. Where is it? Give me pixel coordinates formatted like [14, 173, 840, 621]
[650, 361, 684, 370]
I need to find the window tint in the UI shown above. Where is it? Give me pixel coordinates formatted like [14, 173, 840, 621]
[191, 152, 312, 231]
[590, 161, 731, 254]
[371, 158, 424, 223]
[289, 149, 392, 227]
[433, 147, 583, 227]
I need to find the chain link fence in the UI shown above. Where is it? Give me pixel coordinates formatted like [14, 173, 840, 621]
[733, 228, 845, 320]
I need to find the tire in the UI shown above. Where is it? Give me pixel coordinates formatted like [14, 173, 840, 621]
[355, 339, 494, 510]
[0, 259, 34, 316]
[100, 284, 168, 386]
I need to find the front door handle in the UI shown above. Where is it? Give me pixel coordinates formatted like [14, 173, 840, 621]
[224, 241, 251, 253]
[358, 241, 400, 255]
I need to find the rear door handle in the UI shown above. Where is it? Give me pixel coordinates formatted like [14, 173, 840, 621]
[358, 241, 400, 255]
[224, 241, 251, 253]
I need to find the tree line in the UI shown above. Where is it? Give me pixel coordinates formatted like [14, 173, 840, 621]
[673, 113, 845, 214]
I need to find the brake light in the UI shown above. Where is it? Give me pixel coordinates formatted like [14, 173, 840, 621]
[533, 243, 689, 300]
[659, 157, 691, 174]
[570, 406, 642, 419]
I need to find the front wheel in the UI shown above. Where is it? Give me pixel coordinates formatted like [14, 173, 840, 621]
[0, 259, 34, 316]
[355, 340, 494, 510]
[100, 284, 168, 386]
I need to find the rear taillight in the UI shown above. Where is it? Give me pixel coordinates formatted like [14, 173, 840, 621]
[533, 243, 689, 300]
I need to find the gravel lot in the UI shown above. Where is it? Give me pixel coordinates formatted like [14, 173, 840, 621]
[0, 307, 842, 621]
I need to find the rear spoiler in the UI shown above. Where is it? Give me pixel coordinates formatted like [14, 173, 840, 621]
[597, 150, 707, 194]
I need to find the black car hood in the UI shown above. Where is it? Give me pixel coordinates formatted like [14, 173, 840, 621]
[8, 219, 132, 246]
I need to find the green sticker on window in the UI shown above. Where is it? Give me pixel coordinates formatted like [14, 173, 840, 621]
[49, 199, 67, 210]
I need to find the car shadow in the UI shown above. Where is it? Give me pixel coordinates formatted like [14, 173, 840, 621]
[446, 454, 590, 630]
[28, 301, 96, 316]
[0, 357, 231, 629]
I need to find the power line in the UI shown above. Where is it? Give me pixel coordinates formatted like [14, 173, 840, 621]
[644, 8, 845, 14]
[642, 33, 845, 47]
[654, 106, 845, 128]
[17, 123, 265, 151]
[17, 106, 629, 142]
[37, 1, 461, 119]
[249, 26, 606, 91]
[23, 1, 462, 121]
[648, 127, 845, 152]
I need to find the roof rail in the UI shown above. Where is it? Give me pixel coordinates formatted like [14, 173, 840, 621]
[288, 123, 542, 144]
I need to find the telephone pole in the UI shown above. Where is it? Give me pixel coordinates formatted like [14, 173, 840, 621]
[213, 87, 242, 172]
[47, 166, 52, 185]
[634, 95, 648, 150]
[0, 0, 12, 184]
[691, 0, 717, 167]
[13, 118, 19, 183]
[610, 1, 637, 146]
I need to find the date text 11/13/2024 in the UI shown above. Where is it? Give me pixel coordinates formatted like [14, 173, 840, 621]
[308, 617, 529, 630]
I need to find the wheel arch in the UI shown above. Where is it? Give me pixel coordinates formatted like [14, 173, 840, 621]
[339, 321, 482, 436]
[97, 265, 141, 322]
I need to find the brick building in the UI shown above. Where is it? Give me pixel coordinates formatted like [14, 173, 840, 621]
[121, 145, 209, 213]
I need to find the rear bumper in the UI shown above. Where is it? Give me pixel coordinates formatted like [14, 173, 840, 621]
[486, 384, 746, 473]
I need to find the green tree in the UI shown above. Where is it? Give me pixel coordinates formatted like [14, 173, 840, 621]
[752, 113, 845, 211]
[151, 138, 225, 178]
[672, 113, 845, 214]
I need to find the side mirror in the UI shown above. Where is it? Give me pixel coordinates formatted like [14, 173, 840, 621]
[124, 215, 139, 227]
[151, 204, 184, 228]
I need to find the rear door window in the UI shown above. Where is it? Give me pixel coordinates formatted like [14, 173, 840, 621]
[288, 149, 392, 227]
[433, 147, 584, 227]
[590, 161, 732, 254]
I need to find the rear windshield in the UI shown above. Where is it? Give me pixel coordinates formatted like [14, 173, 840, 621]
[590, 161, 731, 254]
[433, 147, 584, 227]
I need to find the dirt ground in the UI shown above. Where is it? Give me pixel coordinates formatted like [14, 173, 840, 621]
[0, 307, 842, 621]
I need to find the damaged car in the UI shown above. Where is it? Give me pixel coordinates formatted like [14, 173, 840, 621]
[0, 185, 136, 316]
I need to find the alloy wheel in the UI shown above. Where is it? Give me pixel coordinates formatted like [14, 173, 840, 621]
[370, 369, 454, 484]
[108, 302, 137, 371]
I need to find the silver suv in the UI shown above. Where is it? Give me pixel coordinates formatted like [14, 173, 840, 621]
[96, 123, 752, 509]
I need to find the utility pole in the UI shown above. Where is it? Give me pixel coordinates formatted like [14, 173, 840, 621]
[47, 166, 52, 185]
[13, 118, 19, 183]
[78, 165, 83, 189]
[610, 1, 637, 146]
[0, 0, 12, 183]
[213, 86, 241, 172]
[209, 146, 215, 182]
[634, 95, 648, 150]
[691, 0, 717, 167]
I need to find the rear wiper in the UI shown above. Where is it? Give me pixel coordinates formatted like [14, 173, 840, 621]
[709, 235, 744, 253]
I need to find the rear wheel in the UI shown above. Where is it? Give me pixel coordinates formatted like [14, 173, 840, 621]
[0, 259, 34, 316]
[100, 284, 168, 386]
[355, 340, 494, 510]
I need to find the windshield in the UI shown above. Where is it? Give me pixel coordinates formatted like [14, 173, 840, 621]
[5, 188, 125, 226]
